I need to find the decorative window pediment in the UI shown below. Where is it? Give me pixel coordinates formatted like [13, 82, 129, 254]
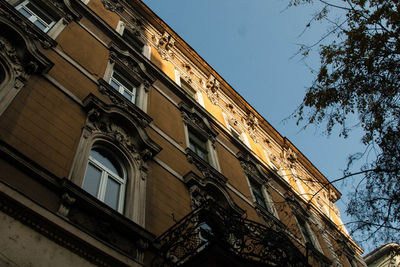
[179, 102, 218, 144]
[0, 13, 53, 114]
[237, 152, 270, 185]
[82, 94, 161, 155]
[70, 94, 162, 225]
[109, 44, 156, 86]
[121, 21, 146, 53]
[100, 44, 155, 110]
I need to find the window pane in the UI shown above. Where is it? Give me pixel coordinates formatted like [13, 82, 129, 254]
[123, 90, 133, 101]
[33, 20, 47, 31]
[83, 163, 101, 197]
[25, 2, 53, 24]
[109, 79, 120, 90]
[122, 31, 144, 52]
[90, 148, 123, 177]
[180, 79, 196, 99]
[104, 178, 120, 210]
[113, 71, 134, 91]
[297, 218, 313, 245]
[250, 180, 267, 209]
[189, 130, 210, 162]
[18, 7, 32, 19]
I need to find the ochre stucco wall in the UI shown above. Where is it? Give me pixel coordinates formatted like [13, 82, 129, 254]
[0, 76, 84, 178]
[150, 47, 176, 81]
[56, 22, 109, 81]
[147, 87, 186, 146]
[88, 0, 120, 29]
[146, 161, 191, 236]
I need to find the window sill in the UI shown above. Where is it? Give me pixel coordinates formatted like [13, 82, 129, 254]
[59, 178, 155, 256]
[97, 78, 153, 126]
[185, 148, 227, 185]
[254, 203, 286, 232]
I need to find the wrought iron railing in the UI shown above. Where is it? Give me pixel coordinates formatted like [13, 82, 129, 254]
[152, 201, 310, 267]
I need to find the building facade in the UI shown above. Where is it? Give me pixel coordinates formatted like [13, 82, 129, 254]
[364, 243, 400, 267]
[0, 0, 366, 266]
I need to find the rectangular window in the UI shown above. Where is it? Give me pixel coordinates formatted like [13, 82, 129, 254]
[109, 69, 137, 104]
[229, 126, 241, 140]
[249, 179, 268, 210]
[296, 216, 316, 248]
[180, 79, 197, 100]
[122, 30, 144, 53]
[188, 129, 209, 163]
[15, 0, 55, 33]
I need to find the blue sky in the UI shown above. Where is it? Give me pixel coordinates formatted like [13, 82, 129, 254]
[141, 0, 372, 252]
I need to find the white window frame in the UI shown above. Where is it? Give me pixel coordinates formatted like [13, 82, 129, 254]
[117, 20, 150, 59]
[184, 125, 220, 171]
[295, 215, 323, 252]
[83, 147, 127, 213]
[175, 69, 205, 107]
[103, 62, 148, 111]
[109, 69, 138, 104]
[229, 125, 242, 140]
[15, 0, 56, 33]
[241, 132, 251, 148]
[247, 178, 279, 218]
[13, 0, 66, 39]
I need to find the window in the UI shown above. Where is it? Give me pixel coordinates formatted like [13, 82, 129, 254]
[15, 1, 55, 33]
[229, 125, 241, 140]
[109, 69, 137, 104]
[296, 216, 321, 251]
[180, 79, 197, 100]
[346, 256, 357, 267]
[249, 179, 268, 210]
[83, 146, 126, 212]
[122, 30, 144, 53]
[189, 129, 209, 163]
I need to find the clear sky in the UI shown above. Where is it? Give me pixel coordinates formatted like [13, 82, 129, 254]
[141, 0, 372, 253]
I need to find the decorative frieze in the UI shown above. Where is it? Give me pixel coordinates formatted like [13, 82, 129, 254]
[153, 31, 175, 60]
[205, 74, 220, 105]
[101, 0, 123, 12]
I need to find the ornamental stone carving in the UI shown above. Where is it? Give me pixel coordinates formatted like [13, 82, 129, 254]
[123, 18, 146, 44]
[153, 32, 175, 60]
[101, 0, 123, 12]
[179, 102, 218, 144]
[242, 113, 260, 143]
[0, 15, 54, 115]
[0, 37, 36, 88]
[0, 2, 56, 49]
[81, 94, 162, 163]
[205, 74, 220, 105]
[282, 146, 298, 169]
[237, 152, 270, 185]
[57, 193, 76, 217]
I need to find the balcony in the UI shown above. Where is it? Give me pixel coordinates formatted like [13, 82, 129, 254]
[152, 201, 310, 267]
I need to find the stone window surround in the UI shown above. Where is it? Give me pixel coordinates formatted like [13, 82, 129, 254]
[180, 102, 220, 171]
[68, 94, 162, 227]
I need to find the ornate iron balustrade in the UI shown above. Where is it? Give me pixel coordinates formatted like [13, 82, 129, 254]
[152, 201, 310, 267]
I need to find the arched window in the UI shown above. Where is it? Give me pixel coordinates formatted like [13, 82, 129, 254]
[83, 146, 127, 213]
